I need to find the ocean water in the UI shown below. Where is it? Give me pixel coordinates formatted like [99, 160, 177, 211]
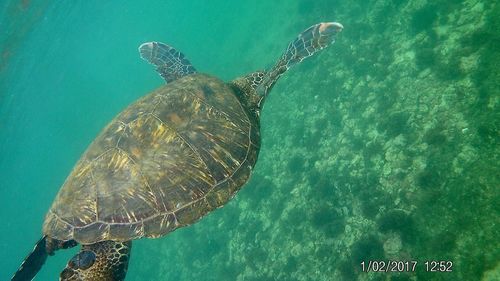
[1, 1, 498, 281]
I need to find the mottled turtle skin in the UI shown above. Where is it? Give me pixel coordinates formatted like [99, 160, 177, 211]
[44, 73, 260, 244]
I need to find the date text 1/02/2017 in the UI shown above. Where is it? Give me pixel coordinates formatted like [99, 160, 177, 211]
[360, 260, 453, 272]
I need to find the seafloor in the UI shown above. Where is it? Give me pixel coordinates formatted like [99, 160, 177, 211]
[130, 1, 499, 281]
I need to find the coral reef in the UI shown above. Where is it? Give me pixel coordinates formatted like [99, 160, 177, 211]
[131, 0, 499, 280]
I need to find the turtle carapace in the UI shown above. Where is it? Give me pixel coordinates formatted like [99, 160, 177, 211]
[12, 22, 343, 281]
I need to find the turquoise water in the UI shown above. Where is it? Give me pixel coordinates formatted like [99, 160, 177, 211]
[1, 1, 498, 280]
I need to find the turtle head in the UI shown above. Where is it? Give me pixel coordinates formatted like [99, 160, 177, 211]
[60, 241, 131, 281]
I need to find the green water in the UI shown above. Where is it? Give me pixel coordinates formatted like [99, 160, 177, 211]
[1, 1, 498, 280]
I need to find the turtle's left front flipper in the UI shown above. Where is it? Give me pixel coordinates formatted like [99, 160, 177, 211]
[60, 241, 132, 281]
[139, 41, 197, 83]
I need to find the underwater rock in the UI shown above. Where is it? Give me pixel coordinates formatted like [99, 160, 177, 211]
[377, 209, 416, 244]
[383, 232, 403, 259]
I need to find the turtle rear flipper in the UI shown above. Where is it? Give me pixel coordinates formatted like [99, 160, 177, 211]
[11, 236, 48, 281]
[12, 236, 77, 281]
[139, 42, 197, 83]
[60, 241, 131, 281]
[257, 22, 343, 102]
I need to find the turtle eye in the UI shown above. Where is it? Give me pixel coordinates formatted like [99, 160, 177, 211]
[68, 250, 96, 270]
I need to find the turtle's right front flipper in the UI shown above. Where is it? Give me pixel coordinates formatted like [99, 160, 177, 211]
[256, 22, 343, 101]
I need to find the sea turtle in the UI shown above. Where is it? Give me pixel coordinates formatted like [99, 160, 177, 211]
[12, 21, 343, 281]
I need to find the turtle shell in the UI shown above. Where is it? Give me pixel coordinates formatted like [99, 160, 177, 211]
[43, 74, 260, 244]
